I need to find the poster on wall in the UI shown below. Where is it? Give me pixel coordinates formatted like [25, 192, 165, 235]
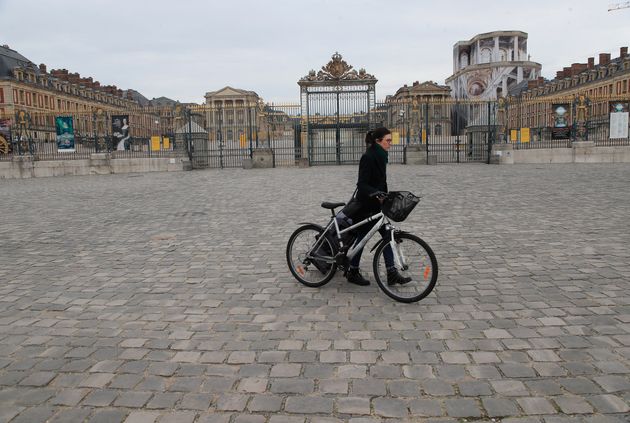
[551, 104, 570, 139]
[112, 115, 130, 151]
[55, 116, 75, 152]
[609, 102, 629, 139]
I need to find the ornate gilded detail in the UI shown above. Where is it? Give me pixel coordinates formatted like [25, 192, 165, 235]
[0, 134, 9, 155]
[173, 103, 186, 125]
[92, 108, 109, 151]
[300, 52, 376, 83]
[573, 94, 591, 140]
[14, 109, 32, 154]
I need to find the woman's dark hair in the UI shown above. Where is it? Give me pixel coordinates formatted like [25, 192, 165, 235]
[365, 127, 391, 147]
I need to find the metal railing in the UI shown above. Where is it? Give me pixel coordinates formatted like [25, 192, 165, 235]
[2, 95, 628, 167]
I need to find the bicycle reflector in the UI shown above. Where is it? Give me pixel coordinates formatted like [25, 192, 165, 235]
[424, 266, 431, 280]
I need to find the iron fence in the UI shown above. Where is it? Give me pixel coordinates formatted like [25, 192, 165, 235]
[2, 95, 628, 167]
[503, 95, 630, 148]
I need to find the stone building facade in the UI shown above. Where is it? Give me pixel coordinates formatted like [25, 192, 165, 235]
[508, 47, 630, 137]
[0, 44, 154, 143]
[446, 31, 541, 100]
[387, 81, 452, 141]
[203, 86, 261, 143]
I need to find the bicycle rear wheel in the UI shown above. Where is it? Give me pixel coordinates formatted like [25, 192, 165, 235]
[286, 223, 337, 287]
[372, 233, 438, 303]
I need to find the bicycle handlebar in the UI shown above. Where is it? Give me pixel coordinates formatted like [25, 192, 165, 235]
[369, 191, 387, 199]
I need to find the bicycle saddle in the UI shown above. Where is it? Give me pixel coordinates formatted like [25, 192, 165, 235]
[321, 201, 345, 209]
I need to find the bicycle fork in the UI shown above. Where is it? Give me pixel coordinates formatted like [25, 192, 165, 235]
[389, 230, 408, 271]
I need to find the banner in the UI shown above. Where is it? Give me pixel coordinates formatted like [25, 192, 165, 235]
[551, 104, 570, 140]
[609, 102, 629, 139]
[521, 127, 530, 143]
[55, 116, 75, 152]
[151, 136, 161, 151]
[391, 132, 400, 145]
[112, 115, 130, 151]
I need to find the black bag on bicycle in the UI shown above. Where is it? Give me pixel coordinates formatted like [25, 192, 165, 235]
[340, 188, 362, 220]
[382, 191, 420, 222]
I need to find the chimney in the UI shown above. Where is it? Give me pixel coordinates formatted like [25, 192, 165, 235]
[538, 76, 545, 83]
[571, 63, 587, 76]
[599, 53, 611, 66]
[563, 67, 571, 78]
[556, 71, 564, 79]
[621, 46, 628, 58]
[38, 63, 47, 74]
[527, 80, 538, 89]
[587, 57, 595, 69]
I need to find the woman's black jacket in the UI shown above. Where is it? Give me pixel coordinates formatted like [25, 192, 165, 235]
[355, 144, 388, 217]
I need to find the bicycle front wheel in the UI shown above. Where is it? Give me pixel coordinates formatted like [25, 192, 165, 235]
[373, 233, 438, 303]
[286, 224, 337, 287]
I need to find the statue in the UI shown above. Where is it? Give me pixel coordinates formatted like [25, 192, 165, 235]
[576, 94, 588, 122]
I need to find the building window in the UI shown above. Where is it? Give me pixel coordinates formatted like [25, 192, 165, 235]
[480, 48, 492, 63]
[0, 88, 3, 104]
[434, 124, 442, 136]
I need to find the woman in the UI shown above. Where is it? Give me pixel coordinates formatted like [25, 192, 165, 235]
[346, 127, 411, 286]
[116, 118, 130, 151]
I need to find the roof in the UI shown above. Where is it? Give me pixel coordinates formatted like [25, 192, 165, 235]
[175, 121, 207, 134]
[205, 86, 259, 98]
[122, 89, 150, 106]
[148, 96, 178, 107]
[508, 79, 530, 97]
[0, 44, 38, 78]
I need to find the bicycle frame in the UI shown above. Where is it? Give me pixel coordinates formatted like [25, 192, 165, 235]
[307, 210, 405, 269]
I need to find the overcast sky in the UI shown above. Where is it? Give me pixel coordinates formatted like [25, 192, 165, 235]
[1, 0, 628, 103]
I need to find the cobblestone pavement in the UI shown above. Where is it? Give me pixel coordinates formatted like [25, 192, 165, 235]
[0, 163, 629, 423]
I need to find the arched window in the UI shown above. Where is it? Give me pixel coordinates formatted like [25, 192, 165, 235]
[460, 53, 469, 68]
[481, 48, 492, 63]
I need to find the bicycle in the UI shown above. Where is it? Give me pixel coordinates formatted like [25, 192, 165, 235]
[286, 191, 438, 303]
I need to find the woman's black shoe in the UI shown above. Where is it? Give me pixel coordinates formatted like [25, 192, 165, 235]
[387, 270, 412, 285]
[347, 268, 370, 286]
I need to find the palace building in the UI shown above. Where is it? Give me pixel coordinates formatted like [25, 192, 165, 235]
[446, 31, 542, 100]
[507, 47, 630, 138]
[386, 81, 452, 141]
[0, 44, 157, 142]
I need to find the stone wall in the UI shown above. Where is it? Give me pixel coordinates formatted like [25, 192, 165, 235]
[491, 142, 630, 164]
[0, 154, 189, 179]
